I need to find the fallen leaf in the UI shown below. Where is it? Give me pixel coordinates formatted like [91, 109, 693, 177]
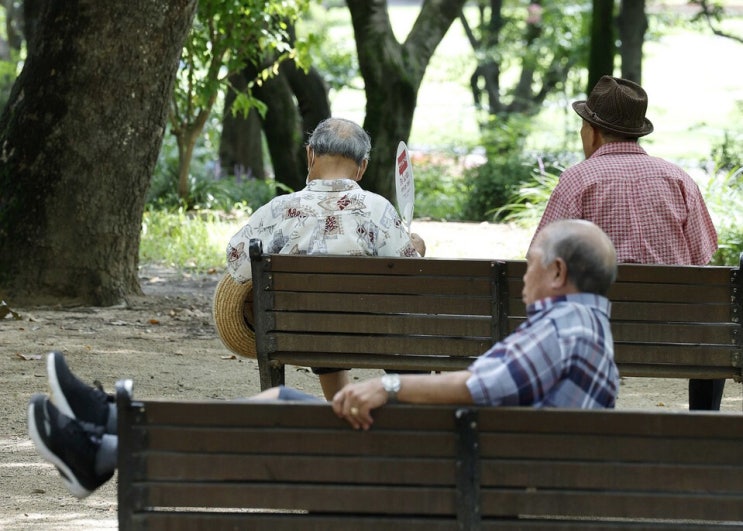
[16, 353, 43, 361]
[149, 319, 160, 325]
[221, 354, 237, 360]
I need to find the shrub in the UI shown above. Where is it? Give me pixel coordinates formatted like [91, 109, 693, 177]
[412, 160, 470, 221]
[705, 166, 743, 266]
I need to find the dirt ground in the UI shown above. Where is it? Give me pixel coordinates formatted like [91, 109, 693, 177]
[1, 220, 741, 530]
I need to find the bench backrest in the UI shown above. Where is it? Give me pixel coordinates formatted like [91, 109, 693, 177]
[504, 260, 743, 379]
[116, 381, 743, 530]
[249, 240, 742, 389]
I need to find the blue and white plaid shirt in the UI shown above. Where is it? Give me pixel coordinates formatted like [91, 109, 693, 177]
[467, 293, 618, 408]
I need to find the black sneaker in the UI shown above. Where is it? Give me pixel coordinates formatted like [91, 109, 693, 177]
[47, 351, 113, 428]
[27, 394, 113, 498]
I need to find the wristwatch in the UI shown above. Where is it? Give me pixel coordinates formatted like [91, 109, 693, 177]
[381, 373, 401, 403]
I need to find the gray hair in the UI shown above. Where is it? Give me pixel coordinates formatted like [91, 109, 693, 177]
[307, 118, 372, 165]
[540, 220, 617, 296]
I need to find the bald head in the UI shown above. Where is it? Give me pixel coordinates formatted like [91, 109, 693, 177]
[536, 220, 617, 296]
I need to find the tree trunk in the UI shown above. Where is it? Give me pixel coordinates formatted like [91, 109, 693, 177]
[0, 0, 196, 305]
[587, 0, 616, 93]
[617, 0, 647, 84]
[347, 0, 467, 200]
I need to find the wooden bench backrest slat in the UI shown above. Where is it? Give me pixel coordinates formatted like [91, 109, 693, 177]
[271, 335, 491, 358]
[274, 292, 494, 315]
[133, 514, 458, 531]
[142, 454, 455, 483]
[481, 490, 743, 521]
[266, 254, 495, 276]
[273, 272, 493, 296]
[482, 460, 743, 492]
[276, 312, 493, 337]
[504, 260, 734, 284]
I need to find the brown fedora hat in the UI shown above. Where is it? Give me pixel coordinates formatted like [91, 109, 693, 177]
[572, 75, 654, 137]
[212, 274, 255, 358]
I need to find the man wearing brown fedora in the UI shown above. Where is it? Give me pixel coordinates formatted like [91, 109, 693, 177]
[534, 75, 720, 410]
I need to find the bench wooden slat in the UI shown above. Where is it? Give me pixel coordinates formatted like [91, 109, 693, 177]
[136, 482, 457, 514]
[142, 454, 454, 483]
[611, 322, 736, 344]
[266, 254, 496, 276]
[274, 292, 494, 315]
[508, 278, 732, 304]
[507, 315, 740, 344]
[482, 460, 743, 492]
[132, 513, 461, 531]
[504, 259, 733, 285]
[272, 272, 494, 296]
[480, 433, 743, 463]
[272, 334, 491, 357]
[140, 427, 456, 456]
[614, 344, 737, 366]
[131, 512, 738, 531]
[273, 312, 493, 337]
[481, 489, 743, 521]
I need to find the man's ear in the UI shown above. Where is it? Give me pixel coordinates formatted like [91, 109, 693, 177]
[551, 257, 570, 289]
[591, 125, 607, 151]
[356, 159, 368, 180]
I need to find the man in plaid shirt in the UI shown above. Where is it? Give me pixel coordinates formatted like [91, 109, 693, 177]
[331, 219, 619, 430]
[534, 75, 720, 410]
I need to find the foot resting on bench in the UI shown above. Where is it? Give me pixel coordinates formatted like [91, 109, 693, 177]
[27, 394, 116, 498]
[47, 351, 117, 433]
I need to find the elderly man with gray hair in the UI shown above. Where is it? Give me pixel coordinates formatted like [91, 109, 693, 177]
[224, 117, 426, 399]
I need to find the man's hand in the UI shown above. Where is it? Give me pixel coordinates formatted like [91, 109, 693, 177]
[410, 233, 426, 256]
[332, 378, 388, 430]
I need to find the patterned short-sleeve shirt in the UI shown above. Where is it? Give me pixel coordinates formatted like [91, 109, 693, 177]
[466, 293, 618, 409]
[227, 179, 419, 283]
[535, 142, 718, 265]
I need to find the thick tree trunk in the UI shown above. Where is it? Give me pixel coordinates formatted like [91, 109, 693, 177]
[588, 0, 616, 93]
[347, 0, 467, 200]
[617, 0, 647, 84]
[0, 0, 196, 305]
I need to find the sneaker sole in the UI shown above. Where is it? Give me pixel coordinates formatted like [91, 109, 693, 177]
[47, 353, 76, 420]
[27, 399, 92, 499]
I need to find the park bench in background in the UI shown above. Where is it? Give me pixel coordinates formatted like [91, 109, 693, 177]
[116, 380, 743, 530]
[248, 240, 742, 391]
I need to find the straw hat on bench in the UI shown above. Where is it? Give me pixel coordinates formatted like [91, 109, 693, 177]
[212, 274, 255, 358]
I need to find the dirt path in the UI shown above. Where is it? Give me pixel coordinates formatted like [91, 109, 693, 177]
[1, 220, 740, 529]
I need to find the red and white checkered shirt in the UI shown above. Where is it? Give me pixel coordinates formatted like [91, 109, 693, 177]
[535, 142, 718, 265]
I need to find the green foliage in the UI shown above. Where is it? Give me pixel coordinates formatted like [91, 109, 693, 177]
[462, 114, 563, 221]
[139, 208, 232, 271]
[297, 3, 360, 91]
[149, 124, 290, 212]
[708, 130, 743, 173]
[494, 162, 562, 227]
[705, 166, 743, 266]
[170, 0, 313, 201]
[412, 160, 469, 221]
[0, 57, 18, 110]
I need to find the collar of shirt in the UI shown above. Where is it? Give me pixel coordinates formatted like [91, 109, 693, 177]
[305, 178, 361, 193]
[590, 141, 648, 159]
[527, 293, 611, 318]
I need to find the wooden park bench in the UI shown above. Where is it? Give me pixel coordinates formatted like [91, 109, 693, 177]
[248, 239, 743, 391]
[116, 380, 743, 530]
